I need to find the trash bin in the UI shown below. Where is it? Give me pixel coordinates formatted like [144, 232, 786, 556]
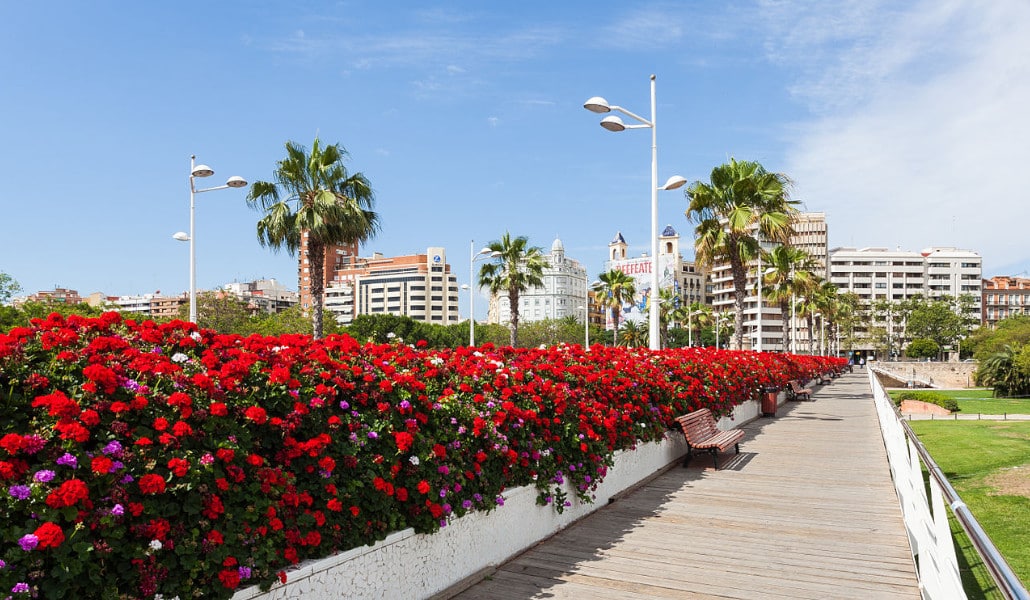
[761, 386, 779, 417]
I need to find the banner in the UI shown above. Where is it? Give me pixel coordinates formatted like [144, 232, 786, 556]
[603, 255, 678, 330]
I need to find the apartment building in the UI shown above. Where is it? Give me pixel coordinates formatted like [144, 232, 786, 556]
[982, 275, 1030, 326]
[488, 237, 590, 326]
[829, 246, 983, 354]
[708, 212, 829, 351]
[322, 247, 460, 325]
[222, 279, 298, 314]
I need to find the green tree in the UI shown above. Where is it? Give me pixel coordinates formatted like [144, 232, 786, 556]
[617, 319, 648, 347]
[976, 344, 1030, 397]
[685, 158, 798, 350]
[906, 296, 973, 358]
[247, 137, 378, 340]
[906, 338, 940, 360]
[595, 269, 636, 345]
[966, 315, 1030, 359]
[177, 292, 254, 334]
[478, 233, 546, 347]
[345, 314, 432, 345]
[0, 271, 22, 304]
[250, 306, 313, 336]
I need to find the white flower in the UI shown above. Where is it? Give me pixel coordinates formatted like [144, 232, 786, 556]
[190, 332, 202, 342]
[171, 353, 189, 363]
[149, 540, 163, 552]
[386, 332, 396, 339]
[408, 456, 420, 466]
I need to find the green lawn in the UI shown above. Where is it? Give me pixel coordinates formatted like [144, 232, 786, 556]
[909, 421, 1030, 597]
[890, 388, 1030, 415]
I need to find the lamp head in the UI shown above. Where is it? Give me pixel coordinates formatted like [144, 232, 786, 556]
[583, 96, 611, 113]
[599, 115, 626, 132]
[226, 175, 248, 188]
[661, 175, 687, 191]
[191, 164, 214, 178]
[172, 232, 190, 242]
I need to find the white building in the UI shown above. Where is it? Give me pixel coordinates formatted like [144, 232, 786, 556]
[488, 237, 589, 325]
[829, 246, 982, 354]
[323, 247, 460, 325]
[222, 279, 298, 314]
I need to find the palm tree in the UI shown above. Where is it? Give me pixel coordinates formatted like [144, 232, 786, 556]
[670, 300, 711, 347]
[798, 279, 838, 355]
[685, 158, 798, 350]
[762, 246, 819, 353]
[596, 269, 636, 346]
[618, 320, 648, 347]
[478, 233, 547, 347]
[247, 137, 377, 339]
[977, 344, 1028, 397]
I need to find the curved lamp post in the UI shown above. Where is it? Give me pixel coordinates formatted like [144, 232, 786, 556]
[173, 155, 247, 324]
[467, 241, 499, 346]
[584, 75, 686, 350]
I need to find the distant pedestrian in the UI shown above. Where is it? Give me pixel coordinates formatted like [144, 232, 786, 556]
[859, 357, 865, 370]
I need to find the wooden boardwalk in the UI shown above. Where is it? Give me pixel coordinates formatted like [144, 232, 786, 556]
[447, 372, 920, 599]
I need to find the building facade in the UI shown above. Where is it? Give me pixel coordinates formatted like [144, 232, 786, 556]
[488, 238, 590, 326]
[222, 279, 298, 314]
[829, 246, 983, 354]
[602, 227, 711, 331]
[322, 247, 460, 325]
[708, 212, 829, 351]
[982, 275, 1030, 326]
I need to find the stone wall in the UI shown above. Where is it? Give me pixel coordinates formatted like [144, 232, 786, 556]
[875, 361, 978, 389]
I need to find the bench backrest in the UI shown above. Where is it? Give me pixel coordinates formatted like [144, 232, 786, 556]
[676, 409, 719, 443]
[789, 380, 803, 391]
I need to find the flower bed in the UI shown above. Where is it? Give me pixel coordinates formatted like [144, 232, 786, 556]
[0, 313, 843, 599]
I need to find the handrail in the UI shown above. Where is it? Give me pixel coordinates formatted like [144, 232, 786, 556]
[898, 414, 1028, 600]
[871, 368, 1029, 600]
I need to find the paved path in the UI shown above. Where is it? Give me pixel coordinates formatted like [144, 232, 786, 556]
[447, 372, 921, 599]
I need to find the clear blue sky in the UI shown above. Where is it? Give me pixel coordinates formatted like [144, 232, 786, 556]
[3, 1, 1028, 318]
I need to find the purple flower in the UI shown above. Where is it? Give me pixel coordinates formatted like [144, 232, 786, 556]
[238, 566, 252, 580]
[399, 400, 411, 410]
[12, 582, 31, 593]
[102, 441, 123, 457]
[56, 453, 78, 468]
[437, 465, 449, 475]
[0, 558, 6, 568]
[18, 535, 38, 551]
[462, 500, 473, 509]
[32, 470, 55, 483]
[8, 485, 30, 500]
[110, 504, 125, 516]
[496, 496, 505, 506]
[339, 400, 350, 410]
[367, 431, 378, 440]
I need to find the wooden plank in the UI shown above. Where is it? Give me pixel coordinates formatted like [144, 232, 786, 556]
[448, 374, 921, 599]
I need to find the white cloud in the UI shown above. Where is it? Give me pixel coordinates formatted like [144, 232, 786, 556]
[776, 0, 1030, 274]
[487, 116, 500, 127]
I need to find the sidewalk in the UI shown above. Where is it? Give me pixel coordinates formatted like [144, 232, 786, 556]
[447, 373, 920, 599]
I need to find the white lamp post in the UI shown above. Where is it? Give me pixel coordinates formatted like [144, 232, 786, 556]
[585, 75, 686, 350]
[578, 305, 590, 348]
[173, 155, 247, 324]
[467, 241, 498, 347]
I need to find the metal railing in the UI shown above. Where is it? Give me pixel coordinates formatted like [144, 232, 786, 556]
[869, 368, 1029, 600]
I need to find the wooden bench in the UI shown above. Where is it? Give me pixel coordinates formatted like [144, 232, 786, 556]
[787, 379, 813, 401]
[675, 408, 745, 470]
[817, 373, 832, 385]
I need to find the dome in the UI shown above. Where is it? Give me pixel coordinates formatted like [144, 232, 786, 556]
[610, 231, 627, 245]
[551, 237, 565, 252]
[661, 224, 677, 237]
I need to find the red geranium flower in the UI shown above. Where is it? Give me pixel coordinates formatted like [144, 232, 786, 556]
[45, 479, 90, 508]
[138, 474, 166, 495]
[34, 522, 65, 549]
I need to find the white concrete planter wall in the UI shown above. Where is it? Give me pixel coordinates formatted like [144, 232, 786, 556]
[232, 400, 759, 600]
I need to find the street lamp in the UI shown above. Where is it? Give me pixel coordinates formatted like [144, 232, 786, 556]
[173, 155, 247, 324]
[467, 241, 498, 346]
[715, 312, 731, 349]
[578, 305, 589, 348]
[585, 75, 686, 351]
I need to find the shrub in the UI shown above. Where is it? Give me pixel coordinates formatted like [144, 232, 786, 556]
[0, 312, 846, 599]
[894, 391, 960, 412]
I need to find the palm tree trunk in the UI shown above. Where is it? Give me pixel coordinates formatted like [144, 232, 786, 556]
[729, 252, 747, 350]
[806, 314, 815, 354]
[310, 240, 326, 340]
[508, 288, 519, 347]
[613, 308, 620, 347]
[780, 300, 790, 353]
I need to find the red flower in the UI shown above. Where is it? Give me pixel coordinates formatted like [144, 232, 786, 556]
[45, 479, 90, 508]
[91, 456, 114, 475]
[393, 431, 414, 452]
[82, 364, 118, 394]
[34, 522, 65, 549]
[207, 530, 224, 545]
[209, 402, 228, 417]
[218, 569, 241, 589]
[244, 406, 267, 425]
[167, 457, 190, 477]
[417, 480, 430, 495]
[138, 473, 166, 495]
